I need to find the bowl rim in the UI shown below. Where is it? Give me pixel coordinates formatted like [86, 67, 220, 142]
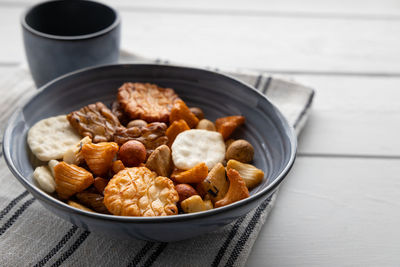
[2, 63, 297, 223]
[21, 0, 121, 41]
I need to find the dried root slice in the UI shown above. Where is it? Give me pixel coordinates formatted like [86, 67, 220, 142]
[63, 136, 92, 165]
[54, 162, 94, 199]
[76, 192, 109, 214]
[81, 142, 119, 177]
[215, 116, 245, 140]
[169, 100, 199, 128]
[104, 167, 179, 216]
[68, 200, 94, 212]
[173, 162, 208, 184]
[226, 159, 264, 189]
[33, 166, 56, 193]
[94, 177, 109, 194]
[112, 160, 125, 174]
[180, 195, 207, 213]
[145, 145, 173, 177]
[166, 120, 190, 147]
[197, 163, 229, 203]
[215, 169, 249, 208]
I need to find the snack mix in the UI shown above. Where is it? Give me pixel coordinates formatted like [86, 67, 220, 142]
[28, 82, 265, 217]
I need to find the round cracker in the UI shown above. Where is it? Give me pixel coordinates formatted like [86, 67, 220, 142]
[27, 115, 81, 161]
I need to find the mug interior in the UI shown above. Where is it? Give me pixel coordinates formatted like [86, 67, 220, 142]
[24, 0, 117, 37]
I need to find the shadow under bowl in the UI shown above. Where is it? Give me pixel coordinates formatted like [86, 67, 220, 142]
[2, 64, 296, 242]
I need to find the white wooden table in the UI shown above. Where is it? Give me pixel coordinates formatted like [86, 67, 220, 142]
[1, 0, 400, 266]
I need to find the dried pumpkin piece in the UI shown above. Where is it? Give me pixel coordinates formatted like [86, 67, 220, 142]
[118, 82, 180, 122]
[215, 169, 249, 208]
[113, 122, 168, 157]
[104, 167, 179, 216]
[215, 116, 245, 140]
[76, 191, 110, 214]
[166, 119, 190, 147]
[81, 142, 119, 177]
[173, 162, 208, 184]
[169, 99, 199, 128]
[54, 162, 94, 199]
[67, 102, 121, 143]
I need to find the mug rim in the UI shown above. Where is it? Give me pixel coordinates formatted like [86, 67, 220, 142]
[21, 0, 121, 41]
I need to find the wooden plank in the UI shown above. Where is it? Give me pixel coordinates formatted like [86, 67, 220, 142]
[246, 157, 400, 266]
[3, 0, 400, 16]
[292, 75, 400, 156]
[2, 6, 400, 74]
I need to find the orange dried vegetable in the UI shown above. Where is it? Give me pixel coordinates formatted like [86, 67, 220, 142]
[54, 162, 94, 199]
[169, 100, 199, 128]
[173, 162, 208, 184]
[166, 119, 190, 147]
[81, 142, 119, 176]
[215, 116, 245, 140]
[112, 160, 125, 174]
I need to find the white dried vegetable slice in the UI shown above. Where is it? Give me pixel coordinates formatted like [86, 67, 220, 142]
[27, 115, 81, 161]
[33, 166, 56, 193]
[171, 129, 225, 170]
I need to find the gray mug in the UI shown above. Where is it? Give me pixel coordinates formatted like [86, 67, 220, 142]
[21, 0, 121, 87]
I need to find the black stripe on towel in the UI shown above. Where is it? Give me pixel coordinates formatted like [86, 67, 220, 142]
[0, 197, 35, 237]
[127, 242, 156, 267]
[34, 226, 79, 267]
[211, 215, 246, 267]
[254, 74, 262, 89]
[261, 77, 272, 94]
[51, 230, 90, 267]
[224, 198, 271, 267]
[0, 190, 29, 221]
[293, 90, 315, 129]
[142, 243, 168, 267]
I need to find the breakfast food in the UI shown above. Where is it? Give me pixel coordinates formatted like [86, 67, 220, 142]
[104, 167, 178, 216]
[27, 115, 81, 161]
[118, 82, 179, 122]
[171, 129, 225, 170]
[67, 102, 121, 143]
[27, 81, 265, 217]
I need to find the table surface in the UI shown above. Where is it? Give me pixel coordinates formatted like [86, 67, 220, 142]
[1, 0, 400, 266]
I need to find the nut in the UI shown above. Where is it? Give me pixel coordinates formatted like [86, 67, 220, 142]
[226, 139, 254, 163]
[175, 184, 198, 203]
[93, 177, 109, 194]
[127, 119, 147, 128]
[76, 191, 110, 214]
[145, 145, 173, 177]
[67, 200, 94, 212]
[189, 107, 204, 120]
[196, 119, 216, 131]
[215, 169, 249, 208]
[118, 140, 147, 167]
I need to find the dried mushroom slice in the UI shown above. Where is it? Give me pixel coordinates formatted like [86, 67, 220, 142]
[104, 167, 179, 216]
[113, 122, 168, 157]
[67, 102, 121, 143]
[117, 82, 180, 122]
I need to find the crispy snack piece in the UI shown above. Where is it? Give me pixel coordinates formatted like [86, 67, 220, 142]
[104, 167, 179, 216]
[118, 83, 180, 122]
[94, 177, 109, 194]
[67, 102, 121, 143]
[111, 100, 130, 126]
[197, 163, 229, 203]
[112, 160, 125, 174]
[76, 191, 110, 214]
[169, 100, 199, 128]
[81, 142, 119, 177]
[215, 116, 245, 140]
[68, 200, 94, 212]
[166, 119, 190, 147]
[215, 169, 249, 208]
[145, 145, 173, 177]
[54, 162, 94, 199]
[173, 162, 208, 184]
[113, 122, 168, 157]
[63, 136, 92, 165]
[227, 159, 264, 189]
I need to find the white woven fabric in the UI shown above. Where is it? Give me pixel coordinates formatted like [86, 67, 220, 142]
[0, 53, 314, 267]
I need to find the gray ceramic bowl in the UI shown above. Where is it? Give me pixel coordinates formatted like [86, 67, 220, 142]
[2, 64, 296, 242]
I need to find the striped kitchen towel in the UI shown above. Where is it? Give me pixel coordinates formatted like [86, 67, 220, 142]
[0, 52, 314, 267]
